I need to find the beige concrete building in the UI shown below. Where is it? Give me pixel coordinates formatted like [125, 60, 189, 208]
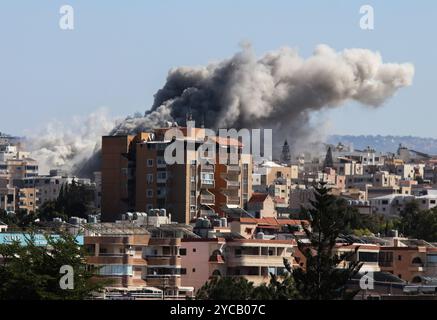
[181, 237, 296, 292]
[85, 223, 194, 298]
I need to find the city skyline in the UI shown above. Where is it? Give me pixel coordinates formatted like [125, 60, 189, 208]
[0, 1, 434, 138]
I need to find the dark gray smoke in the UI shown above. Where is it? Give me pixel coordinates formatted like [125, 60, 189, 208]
[111, 44, 414, 154]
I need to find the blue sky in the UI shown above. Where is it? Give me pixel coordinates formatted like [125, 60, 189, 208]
[0, 1, 435, 137]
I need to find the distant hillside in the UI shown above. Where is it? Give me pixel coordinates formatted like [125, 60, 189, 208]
[327, 135, 437, 155]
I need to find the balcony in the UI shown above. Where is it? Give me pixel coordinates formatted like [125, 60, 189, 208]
[149, 238, 181, 246]
[200, 209, 215, 216]
[227, 255, 284, 267]
[146, 256, 181, 267]
[84, 235, 150, 246]
[200, 180, 215, 189]
[87, 254, 147, 266]
[226, 196, 240, 205]
[226, 180, 240, 188]
[200, 193, 215, 205]
[226, 165, 241, 173]
[144, 276, 181, 288]
[200, 164, 214, 172]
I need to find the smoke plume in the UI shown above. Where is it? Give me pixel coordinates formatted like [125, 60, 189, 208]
[112, 44, 414, 153]
[27, 44, 414, 176]
[26, 108, 116, 175]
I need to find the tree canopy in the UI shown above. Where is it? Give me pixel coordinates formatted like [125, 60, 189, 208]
[290, 182, 363, 300]
[0, 232, 105, 300]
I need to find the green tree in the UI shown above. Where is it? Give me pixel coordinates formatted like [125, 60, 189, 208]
[250, 273, 299, 300]
[289, 182, 363, 300]
[196, 276, 255, 300]
[38, 200, 68, 222]
[56, 180, 94, 219]
[0, 232, 106, 300]
[0, 209, 36, 229]
[196, 274, 298, 300]
[399, 200, 420, 236]
[36, 179, 95, 222]
[412, 208, 437, 242]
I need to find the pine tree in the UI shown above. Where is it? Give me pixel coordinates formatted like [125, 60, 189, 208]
[323, 146, 334, 169]
[287, 182, 363, 300]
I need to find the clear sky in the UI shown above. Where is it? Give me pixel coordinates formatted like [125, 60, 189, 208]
[0, 0, 435, 137]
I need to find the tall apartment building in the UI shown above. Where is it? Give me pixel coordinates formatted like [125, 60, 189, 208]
[101, 126, 252, 223]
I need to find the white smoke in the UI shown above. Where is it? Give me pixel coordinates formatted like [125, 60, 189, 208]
[25, 108, 117, 175]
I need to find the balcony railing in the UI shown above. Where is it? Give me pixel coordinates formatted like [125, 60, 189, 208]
[227, 165, 241, 173]
[200, 180, 215, 188]
[146, 256, 181, 266]
[200, 209, 215, 216]
[200, 193, 215, 204]
[200, 165, 214, 172]
[379, 261, 393, 268]
[226, 196, 240, 205]
[226, 180, 240, 188]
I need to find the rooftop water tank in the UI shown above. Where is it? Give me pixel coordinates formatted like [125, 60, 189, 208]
[68, 217, 80, 225]
[256, 232, 265, 239]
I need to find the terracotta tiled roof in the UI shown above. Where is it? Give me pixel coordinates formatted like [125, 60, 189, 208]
[248, 193, 269, 204]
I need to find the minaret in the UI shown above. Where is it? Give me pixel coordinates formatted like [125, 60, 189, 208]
[186, 109, 195, 128]
[281, 140, 291, 165]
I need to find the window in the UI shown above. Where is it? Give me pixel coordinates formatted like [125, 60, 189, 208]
[192, 248, 196, 253]
[181, 268, 187, 275]
[147, 189, 153, 198]
[192, 268, 196, 273]
[358, 252, 378, 262]
[427, 255, 437, 264]
[398, 255, 402, 261]
[147, 159, 154, 167]
[99, 265, 133, 276]
[157, 171, 167, 180]
[146, 174, 154, 184]
[179, 248, 187, 256]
